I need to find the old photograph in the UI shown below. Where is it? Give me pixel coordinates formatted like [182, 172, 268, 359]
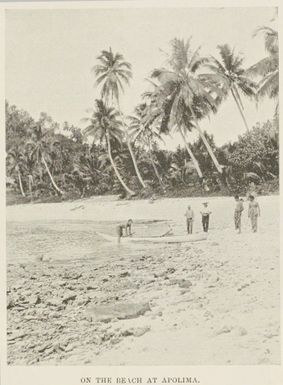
[5, 4, 280, 366]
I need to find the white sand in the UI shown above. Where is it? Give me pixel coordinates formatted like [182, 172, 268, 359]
[6, 195, 280, 365]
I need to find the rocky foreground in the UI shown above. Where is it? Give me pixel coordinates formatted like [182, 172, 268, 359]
[7, 244, 197, 364]
[7, 231, 280, 365]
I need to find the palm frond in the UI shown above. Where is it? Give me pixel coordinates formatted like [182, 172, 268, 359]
[217, 44, 234, 71]
[257, 70, 279, 99]
[247, 56, 278, 78]
[93, 48, 132, 102]
[253, 26, 278, 55]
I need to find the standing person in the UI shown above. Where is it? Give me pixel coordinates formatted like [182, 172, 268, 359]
[234, 195, 244, 233]
[184, 205, 194, 234]
[116, 223, 125, 244]
[200, 202, 211, 232]
[248, 195, 260, 232]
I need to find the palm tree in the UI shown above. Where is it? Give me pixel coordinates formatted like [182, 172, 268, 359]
[7, 146, 26, 197]
[247, 27, 278, 107]
[203, 44, 257, 132]
[84, 99, 135, 196]
[142, 81, 204, 181]
[29, 124, 64, 195]
[176, 124, 204, 180]
[129, 103, 165, 189]
[150, 38, 224, 174]
[93, 48, 147, 188]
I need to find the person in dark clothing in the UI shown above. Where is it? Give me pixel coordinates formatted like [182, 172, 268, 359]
[200, 202, 211, 232]
[248, 195, 260, 232]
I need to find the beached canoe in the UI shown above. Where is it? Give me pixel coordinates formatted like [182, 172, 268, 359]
[96, 232, 207, 244]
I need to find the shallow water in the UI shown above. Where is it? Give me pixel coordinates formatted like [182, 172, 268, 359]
[6, 219, 172, 264]
[7, 195, 279, 264]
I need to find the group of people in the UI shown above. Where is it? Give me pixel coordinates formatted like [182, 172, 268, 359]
[185, 194, 261, 234]
[184, 202, 211, 234]
[116, 194, 261, 242]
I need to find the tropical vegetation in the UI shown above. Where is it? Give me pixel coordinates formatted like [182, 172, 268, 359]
[6, 24, 279, 204]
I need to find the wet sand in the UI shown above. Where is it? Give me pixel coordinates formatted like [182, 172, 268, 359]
[6, 195, 280, 365]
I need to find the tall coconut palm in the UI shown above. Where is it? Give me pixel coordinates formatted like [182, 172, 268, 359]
[84, 99, 135, 196]
[247, 27, 278, 107]
[7, 146, 26, 197]
[29, 124, 64, 195]
[150, 38, 224, 174]
[203, 44, 257, 132]
[142, 80, 204, 181]
[93, 48, 146, 188]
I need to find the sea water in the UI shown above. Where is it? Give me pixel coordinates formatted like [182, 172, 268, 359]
[6, 219, 171, 264]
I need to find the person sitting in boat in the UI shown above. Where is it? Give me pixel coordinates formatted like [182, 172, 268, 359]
[116, 219, 133, 243]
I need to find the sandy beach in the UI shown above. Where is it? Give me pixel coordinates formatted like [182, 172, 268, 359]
[6, 195, 280, 365]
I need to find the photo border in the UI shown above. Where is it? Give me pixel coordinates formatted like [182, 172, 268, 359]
[0, 1, 282, 385]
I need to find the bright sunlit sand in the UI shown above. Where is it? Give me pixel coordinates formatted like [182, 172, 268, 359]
[7, 195, 280, 365]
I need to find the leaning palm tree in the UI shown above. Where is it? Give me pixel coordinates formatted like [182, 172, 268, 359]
[84, 99, 135, 196]
[29, 124, 64, 195]
[129, 103, 166, 189]
[150, 38, 224, 174]
[175, 123, 204, 180]
[247, 27, 278, 108]
[203, 44, 257, 132]
[93, 48, 146, 188]
[7, 146, 26, 197]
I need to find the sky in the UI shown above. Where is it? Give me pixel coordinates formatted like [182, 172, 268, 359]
[5, 6, 277, 149]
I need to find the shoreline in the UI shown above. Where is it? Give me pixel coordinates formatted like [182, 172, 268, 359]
[6, 181, 280, 207]
[6, 193, 279, 224]
[6, 195, 280, 365]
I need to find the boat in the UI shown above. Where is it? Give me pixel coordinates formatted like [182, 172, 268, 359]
[96, 231, 207, 244]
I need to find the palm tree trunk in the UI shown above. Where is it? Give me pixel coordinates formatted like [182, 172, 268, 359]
[126, 138, 146, 188]
[189, 108, 223, 174]
[41, 155, 64, 195]
[117, 104, 146, 188]
[147, 139, 165, 189]
[106, 133, 135, 196]
[28, 174, 33, 201]
[179, 127, 203, 179]
[17, 171, 26, 197]
[195, 126, 223, 174]
[231, 87, 250, 132]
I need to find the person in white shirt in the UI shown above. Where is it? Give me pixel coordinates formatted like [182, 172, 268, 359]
[200, 202, 211, 232]
[184, 205, 194, 234]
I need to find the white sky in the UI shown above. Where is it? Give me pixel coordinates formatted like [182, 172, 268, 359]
[5, 6, 277, 149]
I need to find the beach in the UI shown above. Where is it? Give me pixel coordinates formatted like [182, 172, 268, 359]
[6, 195, 280, 365]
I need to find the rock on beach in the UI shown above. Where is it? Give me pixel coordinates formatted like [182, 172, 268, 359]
[87, 302, 151, 323]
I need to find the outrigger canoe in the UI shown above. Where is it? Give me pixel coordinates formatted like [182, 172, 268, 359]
[96, 232, 207, 244]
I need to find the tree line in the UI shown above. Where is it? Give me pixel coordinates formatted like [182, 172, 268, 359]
[6, 26, 279, 202]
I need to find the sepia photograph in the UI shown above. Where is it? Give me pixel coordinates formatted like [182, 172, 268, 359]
[4, 2, 280, 368]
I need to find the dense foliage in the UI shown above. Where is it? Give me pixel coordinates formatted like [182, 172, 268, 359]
[6, 100, 278, 203]
[6, 25, 279, 203]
